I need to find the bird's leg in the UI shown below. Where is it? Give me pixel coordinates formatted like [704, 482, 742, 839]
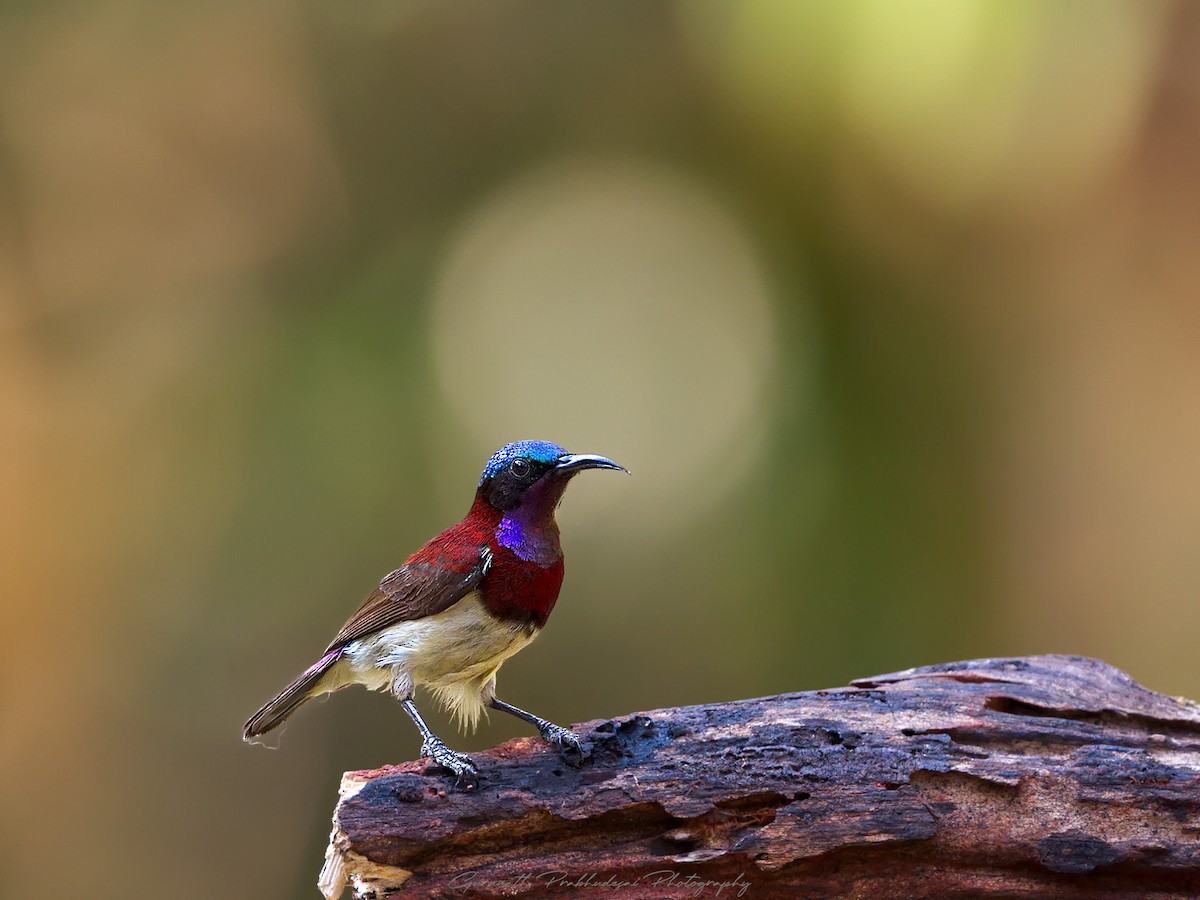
[489, 698, 590, 765]
[400, 698, 478, 787]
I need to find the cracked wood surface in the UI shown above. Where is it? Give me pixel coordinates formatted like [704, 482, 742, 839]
[319, 655, 1200, 898]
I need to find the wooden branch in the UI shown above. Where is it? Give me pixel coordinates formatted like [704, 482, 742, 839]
[319, 655, 1200, 898]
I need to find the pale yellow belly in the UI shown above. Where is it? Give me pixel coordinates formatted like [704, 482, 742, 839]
[325, 592, 539, 730]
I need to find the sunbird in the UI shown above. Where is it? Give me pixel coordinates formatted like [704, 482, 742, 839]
[243, 440, 627, 786]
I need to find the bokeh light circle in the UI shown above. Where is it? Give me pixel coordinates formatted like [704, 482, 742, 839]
[430, 157, 780, 531]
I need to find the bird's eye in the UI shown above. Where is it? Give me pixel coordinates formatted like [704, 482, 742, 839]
[509, 458, 531, 478]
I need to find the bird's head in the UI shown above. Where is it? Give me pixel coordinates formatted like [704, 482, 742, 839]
[476, 440, 627, 516]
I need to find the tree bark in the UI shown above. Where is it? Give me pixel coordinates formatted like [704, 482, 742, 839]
[319, 655, 1200, 899]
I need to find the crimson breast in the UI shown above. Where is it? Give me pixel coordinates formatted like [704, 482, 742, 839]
[480, 544, 564, 628]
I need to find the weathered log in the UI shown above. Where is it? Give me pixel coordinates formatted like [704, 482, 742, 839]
[319, 655, 1200, 898]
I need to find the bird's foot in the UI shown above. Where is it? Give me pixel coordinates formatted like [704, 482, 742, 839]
[420, 738, 479, 788]
[539, 723, 591, 766]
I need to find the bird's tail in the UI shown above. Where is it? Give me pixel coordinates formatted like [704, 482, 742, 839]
[243, 647, 344, 743]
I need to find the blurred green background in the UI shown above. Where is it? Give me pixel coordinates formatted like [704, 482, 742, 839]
[3, 1, 1200, 897]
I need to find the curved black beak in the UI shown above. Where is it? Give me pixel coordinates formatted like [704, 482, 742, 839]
[555, 453, 629, 475]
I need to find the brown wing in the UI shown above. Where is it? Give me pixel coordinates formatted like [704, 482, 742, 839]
[325, 543, 492, 651]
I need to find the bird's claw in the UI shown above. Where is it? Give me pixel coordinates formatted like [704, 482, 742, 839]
[540, 724, 591, 766]
[420, 739, 479, 788]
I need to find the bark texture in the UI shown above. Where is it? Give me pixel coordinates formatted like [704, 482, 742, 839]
[320, 655, 1200, 898]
